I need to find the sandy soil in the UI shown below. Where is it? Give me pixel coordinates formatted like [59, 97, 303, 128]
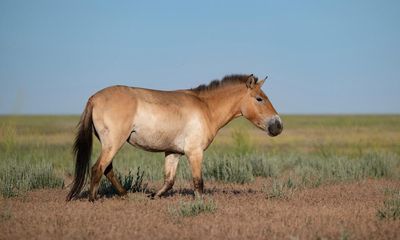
[1, 179, 399, 240]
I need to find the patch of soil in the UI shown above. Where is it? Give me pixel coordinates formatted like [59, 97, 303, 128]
[1, 179, 399, 240]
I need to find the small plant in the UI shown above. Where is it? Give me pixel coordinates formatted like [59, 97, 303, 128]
[339, 229, 351, 240]
[267, 180, 285, 199]
[377, 191, 400, 220]
[263, 177, 296, 199]
[130, 167, 146, 192]
[231, 129, 254, 154]
[0, 202, 12, 222]
[168, 199, 217, 217]
[99, 167, 147, 197]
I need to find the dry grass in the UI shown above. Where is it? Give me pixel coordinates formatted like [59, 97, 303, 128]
[0, 180, 399, 239]
[0, 115, 400, 239]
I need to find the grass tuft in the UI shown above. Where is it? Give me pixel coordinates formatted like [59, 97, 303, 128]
[0, 202, 12, 222]
[168, 199, 217, 217]
[231, 128, 254, 154]
[377, 190, 400, 220]
[263, 177, 296, 199]
[98, 167, 148, 197]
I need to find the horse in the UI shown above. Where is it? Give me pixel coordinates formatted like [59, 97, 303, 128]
[66, 74, 283, 201]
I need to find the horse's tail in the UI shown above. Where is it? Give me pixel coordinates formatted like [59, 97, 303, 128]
[66, 100, 94, 201]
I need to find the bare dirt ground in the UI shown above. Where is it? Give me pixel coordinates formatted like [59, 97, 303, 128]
[1, 179, 399, 240]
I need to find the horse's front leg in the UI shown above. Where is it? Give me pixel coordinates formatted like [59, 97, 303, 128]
[186, 149, 204, 198]
[154, 152, 181, 198]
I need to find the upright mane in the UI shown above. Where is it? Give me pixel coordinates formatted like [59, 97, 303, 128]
[191, 74, 258, 92]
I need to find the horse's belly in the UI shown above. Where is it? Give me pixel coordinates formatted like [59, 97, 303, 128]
[127, 127, 184, 153]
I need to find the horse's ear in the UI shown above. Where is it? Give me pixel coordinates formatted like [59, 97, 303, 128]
[246, 74, 257, 89]
[257, 76, 268, 88]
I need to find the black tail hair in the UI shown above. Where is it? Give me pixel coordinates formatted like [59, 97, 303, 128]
[66, 101, 93, 201]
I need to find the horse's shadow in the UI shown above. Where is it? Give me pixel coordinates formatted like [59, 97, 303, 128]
[73, 186, 259, 201]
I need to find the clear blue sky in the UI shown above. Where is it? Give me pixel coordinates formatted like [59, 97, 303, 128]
[1, 0, 399, 114]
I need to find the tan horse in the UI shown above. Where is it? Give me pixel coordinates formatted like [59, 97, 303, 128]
[66, 74, 283, 201]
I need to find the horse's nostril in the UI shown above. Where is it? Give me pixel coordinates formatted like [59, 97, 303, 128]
[276, 121, 282, 130]
[268, 125, 273, 134]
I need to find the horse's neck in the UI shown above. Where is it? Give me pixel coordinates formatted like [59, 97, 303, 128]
[198, 85, 245, 132]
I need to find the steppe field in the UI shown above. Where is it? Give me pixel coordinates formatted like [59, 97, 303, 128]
[0, 115, 399, 240]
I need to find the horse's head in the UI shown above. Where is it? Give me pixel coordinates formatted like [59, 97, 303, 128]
[240, 74, 283, 137]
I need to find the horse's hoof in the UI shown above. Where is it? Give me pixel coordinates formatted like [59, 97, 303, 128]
[147, 192, 163, 199]
[147, 193, 156, 199]
[119, 191, 128, 198]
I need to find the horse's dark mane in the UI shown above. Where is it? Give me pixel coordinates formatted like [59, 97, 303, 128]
[191, 74, 257, 92]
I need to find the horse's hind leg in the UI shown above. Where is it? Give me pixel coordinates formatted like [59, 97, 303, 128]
[154, 152, 180, 197]
[104, 162, 127, 196]
[88, 96, 136, 201]
[89, 130, 129, 201]
[89, 146, 118, 201]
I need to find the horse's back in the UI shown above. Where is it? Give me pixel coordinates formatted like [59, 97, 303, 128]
[92, 85, 200, 106]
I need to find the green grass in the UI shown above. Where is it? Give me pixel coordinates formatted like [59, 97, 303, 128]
[0, 115, 400, 198]
[203, 154, 254, 183]
[168, 199, 217, 217]
[0, 160, 64, 198]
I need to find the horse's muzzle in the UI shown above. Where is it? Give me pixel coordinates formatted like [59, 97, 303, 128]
[267, 115, 283, 137]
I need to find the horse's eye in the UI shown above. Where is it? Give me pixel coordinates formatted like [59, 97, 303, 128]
[256, 97, 263, 102]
